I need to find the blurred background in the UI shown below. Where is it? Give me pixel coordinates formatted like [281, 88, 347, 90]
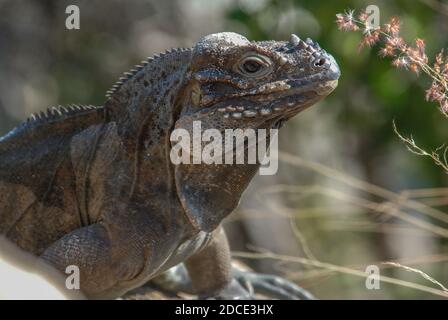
[0, 0, 447, 299]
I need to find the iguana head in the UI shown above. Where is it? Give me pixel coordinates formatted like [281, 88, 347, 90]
[173, 32, 340, 232]
[177, 32, 339, 130]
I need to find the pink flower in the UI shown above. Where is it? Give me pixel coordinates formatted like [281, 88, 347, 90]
[384, 16, 400, 35]
[392, 57, 409, 68]
[336, 11, 359, 31]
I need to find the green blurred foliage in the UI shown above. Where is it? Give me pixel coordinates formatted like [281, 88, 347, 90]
[225, 0, 448, 299]
[227, 0, 448, 187]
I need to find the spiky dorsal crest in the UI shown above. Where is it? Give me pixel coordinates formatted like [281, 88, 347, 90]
[0, 104, 105, 152]
[25, 104, 102, 124]
[2, 104, 102, 141]
[105, 47, 192, 99]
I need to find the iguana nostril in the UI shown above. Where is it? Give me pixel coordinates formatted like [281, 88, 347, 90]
[314, 57, 326, 67]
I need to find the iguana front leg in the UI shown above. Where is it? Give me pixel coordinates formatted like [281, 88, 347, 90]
[184, 227, 251, 299]
[153, 226, 315, 300]
[153, 263, 316, 300]
[40, 222, 145, 299]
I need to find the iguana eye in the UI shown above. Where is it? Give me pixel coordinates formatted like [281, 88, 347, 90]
[242, 59, 262, 73]
[236, 54, 272, 78]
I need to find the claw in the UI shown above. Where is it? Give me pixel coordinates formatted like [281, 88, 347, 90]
[233, 270, 315, 300]
[200, 279, 253, 300]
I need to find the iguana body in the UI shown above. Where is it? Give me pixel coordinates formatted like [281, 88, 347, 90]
[0, 33, 339, 298]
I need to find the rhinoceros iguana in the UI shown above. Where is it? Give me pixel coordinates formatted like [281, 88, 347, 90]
[0, 32, 339, 299]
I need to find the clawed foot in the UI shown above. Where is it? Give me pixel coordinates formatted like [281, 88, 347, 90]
[232, 269, 315, 300]
[151, 264, 315, 300]
[199, 278, 252, 300]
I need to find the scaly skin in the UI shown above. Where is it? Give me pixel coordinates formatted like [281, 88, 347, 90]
[0, 33, 339, 299]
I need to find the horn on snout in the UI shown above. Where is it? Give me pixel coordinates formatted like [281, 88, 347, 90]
[290, 34, 300, 46]
[290, 34, 308, 50]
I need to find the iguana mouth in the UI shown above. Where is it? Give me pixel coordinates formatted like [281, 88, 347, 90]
[209, 77, 338, 122]
[201, 50, 340, 121]
[272, 117, 286, 129]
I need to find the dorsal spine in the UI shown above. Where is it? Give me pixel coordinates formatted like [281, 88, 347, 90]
[105, 47, 192, 100]
[26, 104, 101, 124]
